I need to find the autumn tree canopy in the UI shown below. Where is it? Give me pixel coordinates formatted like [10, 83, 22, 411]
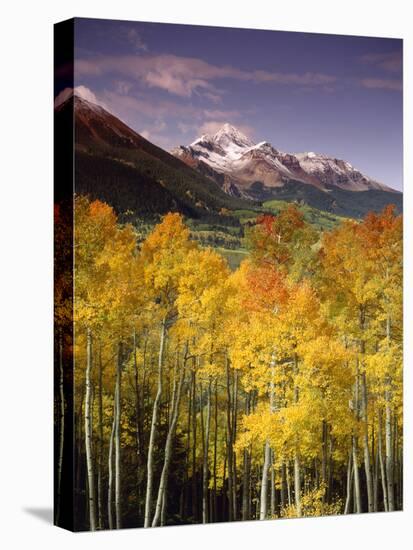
[55, 197, 403, 530]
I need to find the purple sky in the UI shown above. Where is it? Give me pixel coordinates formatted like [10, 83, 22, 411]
[69, 18, 403, 190]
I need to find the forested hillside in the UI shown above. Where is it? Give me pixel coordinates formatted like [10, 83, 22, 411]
[247, 180, 402, 218]
[55, 198, 402, 530]
[56, 95, 257, 225]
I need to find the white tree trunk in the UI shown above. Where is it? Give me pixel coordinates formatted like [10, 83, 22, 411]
[361, 372, 374, 512]
[260, 352, 276, 520]
[114, 343, 123, 529]
[352, 436, 362, 513]
[344, 451, 353, 514]
[293, 354, 302, 517]
[385, 391, 394, 511]
[97, 343, 104, 529]
[378, 409, 388, 511]
[385, 313, 395, 512]
[144, 320, 166, 527]
[231, 371, 238, 520]
[351, 362, 362, 514]
[242, 393, 250, 521]
[286, 464, 292, 506]
[260, 440, 271, 520]
[294, 453, 302, 517]
[107, 404, 115, 529]
[225, 358, 234, 521]
[151, 357, 185, 527]
[202, 379, 212, 524]
[270, 449, 276, 517]
[85, 328, 97, 531]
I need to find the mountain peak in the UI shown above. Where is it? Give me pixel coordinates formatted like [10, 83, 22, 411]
[54, 87, 105, 115]
[215, 122, 243, 137]
[211, 123, 255, 149]
[173, 125, 394, 195]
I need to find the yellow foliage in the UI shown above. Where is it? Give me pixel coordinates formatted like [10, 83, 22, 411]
[281, 484, 343, 518]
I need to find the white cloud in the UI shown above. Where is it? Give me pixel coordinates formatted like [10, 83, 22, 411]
[114, 81, 133, 95]
[177, 122, 196, 134]
[360, 52, 402, 73]
[101, 90, 198, 119]
[360, 78, 402, 91]
[74, 85, 102, 104]
[203, 109, 240, 119]
[76, 54, 337, 99]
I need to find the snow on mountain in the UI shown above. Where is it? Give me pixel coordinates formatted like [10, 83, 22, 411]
[209, 123, 255, 153]
[54, 90, 395, 202]
[293, 151, 389, 192]
[55, 87, 106, 114]
[171, 123, 393, 198]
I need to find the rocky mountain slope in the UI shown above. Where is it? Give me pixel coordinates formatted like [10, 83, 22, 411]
[171, 123, 396, 198]
[55, 94, 255, 220]
[55, 94, 401, 220]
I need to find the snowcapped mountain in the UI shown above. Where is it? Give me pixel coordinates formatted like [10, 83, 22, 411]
[171, 123, 394, 199]
[55, 93, 401, 218]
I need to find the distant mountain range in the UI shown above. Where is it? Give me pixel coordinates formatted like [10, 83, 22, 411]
[171, 123, 397, 198]
[55, 93, 402, 220]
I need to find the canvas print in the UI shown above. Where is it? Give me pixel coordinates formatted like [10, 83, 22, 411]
[54, 18, 403, 531]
